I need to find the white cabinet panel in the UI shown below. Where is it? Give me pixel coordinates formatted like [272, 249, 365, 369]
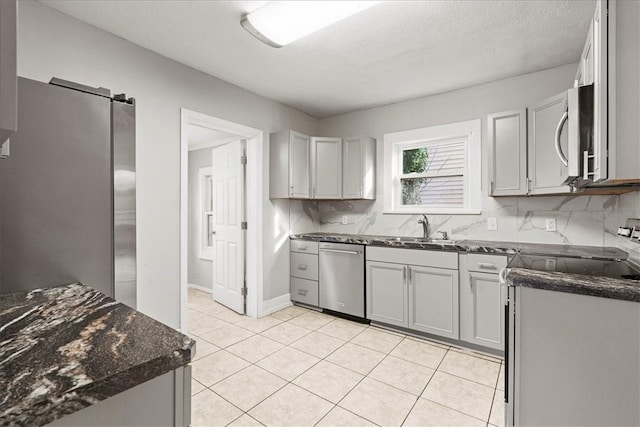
[269, 130, 311, 199]
[342, 136, 376, 200]
[366, 261, 408, 327]
[408, 265, 459, 339]
[290, 131, 311, 198]
[488, 109, 528, 196]
[527, 92, 572, 195]
[311, 136, 342, 199]
[460, 270, 504, 350]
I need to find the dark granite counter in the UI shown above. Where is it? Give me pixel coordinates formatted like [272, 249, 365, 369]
[506, 267, 640, 303]
[290, 233, 628, 260]
[0, 283, 195, 426]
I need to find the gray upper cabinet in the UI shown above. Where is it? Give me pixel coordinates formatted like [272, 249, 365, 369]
[487, 109, 528, 196]
[270, 130, 311, 199]
[408, 265, 459, 340]
[311, 136, 342, 199]
[527, 92, 572, 195]
[342, 136, 376, 200]
[0, 0, 17, 146]
[270, 130, 376, 200]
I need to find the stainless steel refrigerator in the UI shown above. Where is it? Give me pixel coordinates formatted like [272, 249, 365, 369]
[0, 77, 136, 307]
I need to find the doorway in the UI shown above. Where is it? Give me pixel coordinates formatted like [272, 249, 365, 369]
[180, 109, 264, 333]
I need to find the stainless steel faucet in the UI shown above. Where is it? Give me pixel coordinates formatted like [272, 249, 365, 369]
[418, 214, 429, 239]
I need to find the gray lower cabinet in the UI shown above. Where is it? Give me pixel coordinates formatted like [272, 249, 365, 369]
[0, 0, 17, 146]
[366, 247, 459, 340]
[47, 367, 191, 426]
[460, 254, 507, 351]
[408, 265, 459, 340]
[290, 240, 319, 306]
[366, 260, 408, 327]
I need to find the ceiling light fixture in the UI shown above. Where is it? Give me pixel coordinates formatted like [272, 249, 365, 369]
[241, 1, 380, 48]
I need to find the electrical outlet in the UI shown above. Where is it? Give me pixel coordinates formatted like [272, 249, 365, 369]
[342, 215, 348, 225]
[545, 218, 556, 232]
[487, 217, 498, 231]
[545, 258, 557, 271]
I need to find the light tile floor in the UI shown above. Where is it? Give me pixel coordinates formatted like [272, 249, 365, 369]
[187, 288, 505, 427]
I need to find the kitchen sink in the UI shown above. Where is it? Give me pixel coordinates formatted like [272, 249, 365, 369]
[388, 237, 456, 245]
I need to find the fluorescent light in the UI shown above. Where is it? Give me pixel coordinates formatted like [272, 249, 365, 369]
[241, 1, 380, 48]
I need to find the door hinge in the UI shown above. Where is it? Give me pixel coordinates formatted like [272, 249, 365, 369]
[241, 155, 247, 165]
[241, 221, 248, 230]
[241, 286, 247, 296]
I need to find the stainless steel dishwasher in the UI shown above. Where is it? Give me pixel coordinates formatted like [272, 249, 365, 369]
[319, 242, 365, 318]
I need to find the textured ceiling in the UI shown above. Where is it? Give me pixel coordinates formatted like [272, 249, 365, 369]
[40, 0, 596, 119]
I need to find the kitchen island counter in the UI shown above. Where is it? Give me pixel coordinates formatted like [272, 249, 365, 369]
[0, 283, 195, 426]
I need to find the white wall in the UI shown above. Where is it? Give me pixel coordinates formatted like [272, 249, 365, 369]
[17, 1, 317, 327]
[286, 64, 640, 249]
[188, 148, 213, 290]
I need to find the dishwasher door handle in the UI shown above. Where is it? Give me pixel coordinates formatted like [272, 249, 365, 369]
[320, 248, 361, 255]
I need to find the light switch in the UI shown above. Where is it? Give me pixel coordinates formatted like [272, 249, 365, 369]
[487, 217, 498, 231]
[545, 218, 556, 232]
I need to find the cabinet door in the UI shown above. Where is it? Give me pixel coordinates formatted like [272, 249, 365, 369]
[527, 92, 572, 195]
[342, 136, 376, 199]
[487, 109, 527, 196]
[311, 137, 342, 199]
[289, 131, 311, 198]
[342, 136, 364, 199]
[0, 0, 17, 144]
[366, 261, 408, 327]
[408, 266, 459, 339]
[460, 271, 504, 351]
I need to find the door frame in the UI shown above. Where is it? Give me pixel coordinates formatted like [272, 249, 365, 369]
[180, 108, 264, 331]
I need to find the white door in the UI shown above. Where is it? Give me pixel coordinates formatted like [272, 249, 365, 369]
[211, 140, 245, 314]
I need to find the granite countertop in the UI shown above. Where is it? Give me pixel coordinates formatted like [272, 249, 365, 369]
[290, 232, 628, 260]
[506, 267, 640, 303]
[0, 283, 195, 426]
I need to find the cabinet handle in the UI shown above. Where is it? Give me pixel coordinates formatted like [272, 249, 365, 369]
[298, 264, 308, 271]
[403, 266, 407, 283]
[478, 262, 497, 270]
[298, 245, 307, 250]
[407, 266, 412, 285]
[298, 289, 308, 296]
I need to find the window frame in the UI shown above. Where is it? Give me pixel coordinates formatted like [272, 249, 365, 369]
[197, 166, 215, 260]
[383, 119, 482, 215]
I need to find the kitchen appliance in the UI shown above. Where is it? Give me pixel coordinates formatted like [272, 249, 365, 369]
[318, 242, 365, 318]
[0, 77, 136, 307]
[555, 84, 595, 187]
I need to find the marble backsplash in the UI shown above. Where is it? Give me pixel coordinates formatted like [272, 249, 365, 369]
[289, 192, 640, 263]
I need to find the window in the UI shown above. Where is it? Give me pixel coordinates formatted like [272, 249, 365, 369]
[383, 119, 481, 214]
[198, 166, 215, 260]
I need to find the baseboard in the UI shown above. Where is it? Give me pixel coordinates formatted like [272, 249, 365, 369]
[261, 293, 292, 316]
[188, 283, 213, 294]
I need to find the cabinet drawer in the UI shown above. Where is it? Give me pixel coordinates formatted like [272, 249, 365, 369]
[290, 252, 318, 280]
[291, 277, 319, 306]
[467, 254, 508, 273]
[366, 246, 458, 269]
[291, 240, 318, 254]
